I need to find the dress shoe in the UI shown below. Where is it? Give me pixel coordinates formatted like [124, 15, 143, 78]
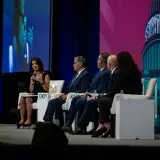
[72, 127, 86, 135]
[86, 129, 95, 135]
[62, 125, 72, 132]
[91, 127, 107, 137]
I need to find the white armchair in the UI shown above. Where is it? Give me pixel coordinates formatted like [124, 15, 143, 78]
[111, 78, 157, 114]
[110, 78, 157, 139]
[49, 80, 65, 95]
[42, 92, 83, 126]
[17, 80, 65, 122]
[61, 93, 83, 126]
[62, 92, 98, 131]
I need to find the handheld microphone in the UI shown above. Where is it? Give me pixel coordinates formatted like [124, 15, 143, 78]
[31, 72, 36, 83]
[33, 72, 36, 76]
[32, 79, 36, 83]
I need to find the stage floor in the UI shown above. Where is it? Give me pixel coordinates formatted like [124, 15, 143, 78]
[0, 124, 160, 147]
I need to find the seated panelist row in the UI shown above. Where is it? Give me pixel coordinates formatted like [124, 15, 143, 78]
[43, 51, 142, 133]
[17, 51, 142, 135]
[18, 54, 108, 128]
[62, 53, 111, 132]
[66, 52, 142, 138]
[43, 54, 111, 127]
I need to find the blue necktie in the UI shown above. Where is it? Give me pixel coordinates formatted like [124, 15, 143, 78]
[71, 73, 79, 84]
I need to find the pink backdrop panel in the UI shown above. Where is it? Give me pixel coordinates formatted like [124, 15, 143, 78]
[100, 0, 152, 69]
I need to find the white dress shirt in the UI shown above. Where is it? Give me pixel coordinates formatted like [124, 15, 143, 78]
[76, 68, 85, 78]
[111, 67, 117, 74]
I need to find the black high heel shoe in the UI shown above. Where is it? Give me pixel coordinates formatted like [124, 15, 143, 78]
[16, 123, 24, 129]
[23, 123, 32, 129]
[100, 128, 112, 138]
[91, 127, 107, 137]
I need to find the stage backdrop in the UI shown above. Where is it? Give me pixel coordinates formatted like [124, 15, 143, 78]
[51, 0, 99, 88]
[2, 0, 51, 73]
[100, 0, 152, 69]
[0, 79, 1, 114]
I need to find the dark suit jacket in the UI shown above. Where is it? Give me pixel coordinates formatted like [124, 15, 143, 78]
[104, 67, 142, 98]
[88, 67, 110, 93]
[65, 69, 91, 94]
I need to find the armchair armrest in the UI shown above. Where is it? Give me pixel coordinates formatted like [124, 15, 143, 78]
[62, 93, 83, 110]
[115, 94, 149, 100]
[86, 93, 99, 99]
[110, 94, 149, 114]
[50, 93, 62, 99]
[67, 92, 83, 99]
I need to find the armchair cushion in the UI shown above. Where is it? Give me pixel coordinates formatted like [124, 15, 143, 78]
[49, 80, 65, 94]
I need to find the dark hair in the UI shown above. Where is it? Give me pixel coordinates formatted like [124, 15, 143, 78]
[74, 56, 87, 68]
[117, 51, 138, 70]
[99, 52, 110, 64]
[30, 57, 44, 73]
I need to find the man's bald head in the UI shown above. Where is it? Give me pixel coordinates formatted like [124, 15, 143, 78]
[107, 55, 118, 71]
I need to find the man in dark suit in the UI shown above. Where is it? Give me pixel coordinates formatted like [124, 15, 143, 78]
[91, 55, 127, 137]
[73, 55, 132, 135]
[43, 56, 91, 127]
[62, 53, 110, 132]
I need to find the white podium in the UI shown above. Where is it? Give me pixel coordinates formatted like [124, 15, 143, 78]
[37, 93, 49, 122]
[115, 99, 154, 139]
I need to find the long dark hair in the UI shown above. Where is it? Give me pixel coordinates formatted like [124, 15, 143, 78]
[30, 57, 44, 74]
[117, 51, 138, 70]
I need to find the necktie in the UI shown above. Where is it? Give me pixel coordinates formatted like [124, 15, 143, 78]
[71, 73, 79, 84]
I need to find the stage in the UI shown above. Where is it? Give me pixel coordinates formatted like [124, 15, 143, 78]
[0, 124, 160, 159]
[0, 124, 160, 146]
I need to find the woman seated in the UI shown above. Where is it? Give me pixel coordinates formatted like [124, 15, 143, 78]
[17, 57, 50, 128]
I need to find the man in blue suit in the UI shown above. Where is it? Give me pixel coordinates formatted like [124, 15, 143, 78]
[43, 56, 91, 127]
[62, 53, 110, 132]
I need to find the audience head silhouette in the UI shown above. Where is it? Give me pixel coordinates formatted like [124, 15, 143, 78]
[107, 55, 118, 71]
